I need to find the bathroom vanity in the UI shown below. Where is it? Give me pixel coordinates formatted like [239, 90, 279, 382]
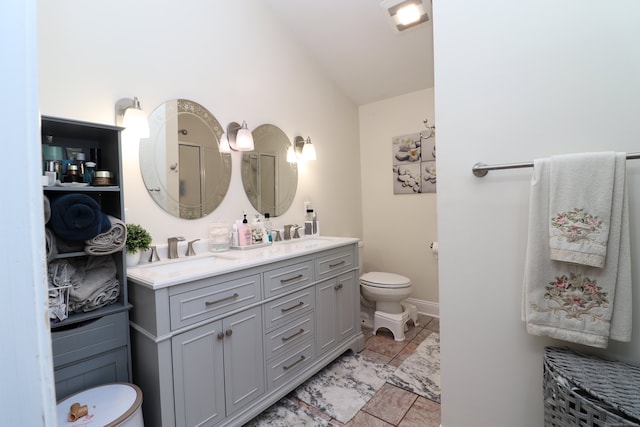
[127, 237, 364, 427]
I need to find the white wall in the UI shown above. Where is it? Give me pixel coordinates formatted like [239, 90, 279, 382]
[359, 89, 438, 305]
[38, 0, 363, 245]
[434, 1, 640, 426]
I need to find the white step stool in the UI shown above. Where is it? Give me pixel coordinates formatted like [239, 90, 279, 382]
[372, 302, 419, 341]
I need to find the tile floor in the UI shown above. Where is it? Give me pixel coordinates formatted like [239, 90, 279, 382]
[287, 314, 441, 427]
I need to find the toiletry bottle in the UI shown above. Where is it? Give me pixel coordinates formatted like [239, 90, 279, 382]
[238, 214, 251, 246]
[312, 210, 318, 235]
[232, 223, 239, 247]
[264, 213, 273, 242]
[304, 209, 314, 236]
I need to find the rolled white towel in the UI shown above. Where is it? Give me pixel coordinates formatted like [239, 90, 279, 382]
[84, 215, 126, 255]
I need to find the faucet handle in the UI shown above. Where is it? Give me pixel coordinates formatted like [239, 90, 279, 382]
[186, 239, 200, 256]
[148, 245, 160, 262]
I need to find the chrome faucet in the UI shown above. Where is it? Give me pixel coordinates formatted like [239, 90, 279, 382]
[186, 239, 200, 256]
[168, 236, 185, 259]
[283, 225, 293, 240]
[148, 245, 160, 263]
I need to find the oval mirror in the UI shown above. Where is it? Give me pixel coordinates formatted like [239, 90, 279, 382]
[241, 124, 298, 217]
[139, 99, 231, 219]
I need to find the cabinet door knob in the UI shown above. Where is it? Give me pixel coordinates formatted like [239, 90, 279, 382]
[225, 329, 233, 337]
[334, 283, 343, 290]
[217, 332, 224, 340]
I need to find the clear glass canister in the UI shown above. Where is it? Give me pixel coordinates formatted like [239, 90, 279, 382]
[209, 223, 230, 252]
[84, 162, 96, 185]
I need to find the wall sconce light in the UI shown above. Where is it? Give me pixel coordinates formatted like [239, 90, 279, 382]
[381, 0, 430, 32]
[218, 133, 231, 153]
[293, 136, 317, 161]
[115, 96, 150, 138]
[226, 121, 254, 151]
[286, 143, 297, 163]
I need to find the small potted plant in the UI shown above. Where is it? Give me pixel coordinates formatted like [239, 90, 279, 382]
[125, 223, 152, 267]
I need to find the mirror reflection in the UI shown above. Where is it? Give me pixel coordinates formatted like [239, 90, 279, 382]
[139, 99, 231, 219]
[241, 124, 298, 217]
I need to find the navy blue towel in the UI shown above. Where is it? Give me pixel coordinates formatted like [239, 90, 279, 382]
[49, 194, 111, 241]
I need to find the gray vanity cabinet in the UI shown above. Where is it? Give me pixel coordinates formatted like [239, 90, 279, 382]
[315, 248, 358, 357]
[128, 239, 364, 427]
[316, 272, 358, 357]
[42, 116, 131, 399]
[172, 306, 264, 427]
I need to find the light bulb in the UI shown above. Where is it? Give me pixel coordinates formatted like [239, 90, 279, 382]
[396, 4, 421, 25]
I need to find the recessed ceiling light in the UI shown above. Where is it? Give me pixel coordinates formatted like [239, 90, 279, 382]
[381, 0, 430, 32]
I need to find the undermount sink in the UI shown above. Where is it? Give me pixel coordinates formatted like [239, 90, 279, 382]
[130, 252, 238, 275]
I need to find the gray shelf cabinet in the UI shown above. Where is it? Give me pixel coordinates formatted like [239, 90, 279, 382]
[129, 241, 364, 427]
[42, 116, 131, 399]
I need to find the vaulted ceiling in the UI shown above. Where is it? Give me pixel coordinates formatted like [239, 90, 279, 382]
[263, 0, 434, 106]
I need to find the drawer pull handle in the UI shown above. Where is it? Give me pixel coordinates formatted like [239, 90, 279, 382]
[329, 260, 346, 268]
[283, 355, 306, 371]
[281, 301, 304, 313]
[225, 329, 233, 337]
[205, 293, 239, 306]
[217, 332, 224, 340]
[280, 274, 304, 284]
[282, 328, 305, 342]
[334, 283, 343, 290]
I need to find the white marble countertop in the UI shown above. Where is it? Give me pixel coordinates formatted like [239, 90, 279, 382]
[126, 236, 360, 290]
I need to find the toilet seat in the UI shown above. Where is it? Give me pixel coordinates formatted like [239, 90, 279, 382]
[360, 272, 411, 289]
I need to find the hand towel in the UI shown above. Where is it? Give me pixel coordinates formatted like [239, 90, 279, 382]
[49, 193, 111, 241]
[549, 152, 616, 268]
[84, 215, 126, 255]
[68, 255, 120, 313]
[522, 154, 632, 348]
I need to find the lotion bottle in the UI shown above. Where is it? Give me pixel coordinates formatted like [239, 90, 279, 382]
[238, 214, 251, 246]
[304, 209, 314, 237]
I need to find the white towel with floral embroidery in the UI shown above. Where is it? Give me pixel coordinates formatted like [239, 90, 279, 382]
[549, 152, 616, 268]
[522, 154, 631, 348]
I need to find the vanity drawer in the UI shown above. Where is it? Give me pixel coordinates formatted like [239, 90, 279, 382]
[263, 288, 314, 331]
[266, 340, 315, 391]
[264, 313, 314, 360]
[316, 249, 354, 281]
[263, 260, 314, 298]
[170, 274, 261, 330]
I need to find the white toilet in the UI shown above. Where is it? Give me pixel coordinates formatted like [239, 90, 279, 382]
[56, 383, 144, 427]
[360, 271, 418, 341]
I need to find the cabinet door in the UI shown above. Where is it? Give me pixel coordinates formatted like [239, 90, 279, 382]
[223, 306, 265, 416]
[315, 278, 338, 356]
[336, 272, 357, 343]
[172, 320, 225, 427]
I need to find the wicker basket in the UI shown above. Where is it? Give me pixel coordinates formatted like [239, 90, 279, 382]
[543, 347, 640, 426]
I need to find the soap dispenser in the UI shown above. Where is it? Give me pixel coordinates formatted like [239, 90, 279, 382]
[238, 213, 252, 246]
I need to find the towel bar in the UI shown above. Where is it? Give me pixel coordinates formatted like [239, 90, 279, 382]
[473, 152, 640, 177]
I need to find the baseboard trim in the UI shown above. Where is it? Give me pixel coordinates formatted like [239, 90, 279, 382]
[405, 297, 439, 318]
